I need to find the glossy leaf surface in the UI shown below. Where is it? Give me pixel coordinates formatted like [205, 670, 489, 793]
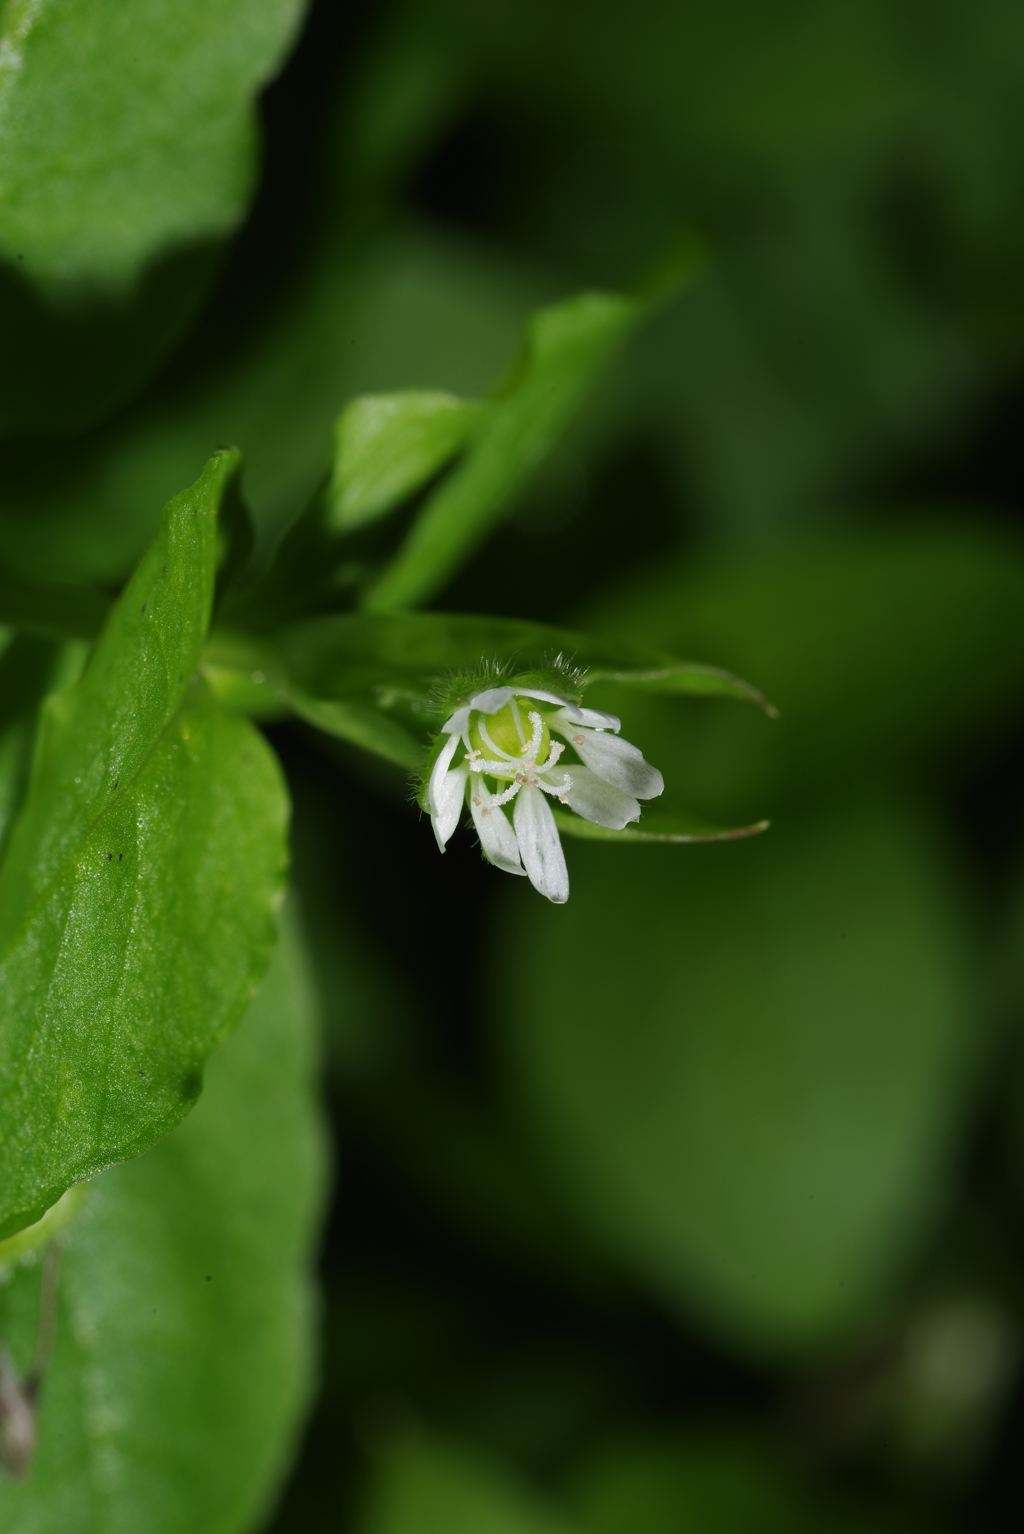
[0, 455, 288, 1238]
[0, 914, 326, 1533]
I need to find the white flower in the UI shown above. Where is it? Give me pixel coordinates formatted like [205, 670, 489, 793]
[426, 684, 664, 903]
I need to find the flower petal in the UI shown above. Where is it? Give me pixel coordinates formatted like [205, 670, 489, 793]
[568, 728, 664, 799]
[428, 734, 469, 850]
[513, 785, 569, 903]
[559, 765, 640, 829]
[469, 789, 526, 876]
[554, 703, 621, 732]
[464, 686, 515, 715]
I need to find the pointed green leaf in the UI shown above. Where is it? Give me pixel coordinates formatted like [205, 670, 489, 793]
[262, 612, 772, 765]
[328, 391, 484, 532]
[0, 912, 327, 1533]
[286, 690, 424, 770]
[582, 661, 777, 716]
[0, 454, 288, 1239]
[364, 291, 641, 611]
[552, 810, 769, 844]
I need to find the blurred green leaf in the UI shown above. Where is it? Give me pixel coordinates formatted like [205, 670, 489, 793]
[0, 580, 109, 642]
[0, 0, 306, 432]
[582, 524, 1024, 824]
[498, 802, 977, 1355]
[0, 911, 327, 1533]
[567, 1430, 916, 1534]
[0, 227, 553, 586]
[0, 455, 288, 1239]
[329, 391, 484, 532]
[362, 1438, 574, 1534]
[0, 636, 63, 852]
[364, 291, 642, 610]
[287, 690, 425, 770]
[0, 0, 305, 289]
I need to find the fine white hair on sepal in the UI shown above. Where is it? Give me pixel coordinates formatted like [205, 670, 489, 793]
[514, 785, 569, 904]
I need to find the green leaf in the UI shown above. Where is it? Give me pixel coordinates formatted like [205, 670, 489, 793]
[580, 524, 1024, 824]
[583, 661, 777, 716]
[363, 291, 642, 611]
[497, 802, 979, 1355]
[260, 611, 770, 766]
[0, 226, 553, 585]
[328, 391, 484, 532]
[362, 1439, 575, 1534]
[552, 810, 769, 844]
[0, 453, 289, 1239]
[0, 911, 327, 1533]
[568, 1430, 915, 1534]
[286, 691, 424, 770]
[0, 0, 305, 290]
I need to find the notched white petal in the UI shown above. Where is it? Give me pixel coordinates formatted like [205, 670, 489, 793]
[561, 765, 640, 829]
[430, 736, 470, 850]
[428, 733, 460, 811]
[513, 785, 569, 904]
[554, 703, 621, 732]
[464, 686, 515, 716]
[570, 728, 664, 800]
[469, 788, 526, 876]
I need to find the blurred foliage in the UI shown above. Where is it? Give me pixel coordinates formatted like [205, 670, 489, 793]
[3, 0, 1024, 1531]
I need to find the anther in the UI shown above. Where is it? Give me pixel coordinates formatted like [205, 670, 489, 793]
[572, 734, 585, 745]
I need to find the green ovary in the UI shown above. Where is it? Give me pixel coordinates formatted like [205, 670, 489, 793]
[468, 697, 553, 778]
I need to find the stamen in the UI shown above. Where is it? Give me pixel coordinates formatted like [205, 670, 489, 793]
[469, 758, 515, 774]
[535, 772, 573, 798]
[521, 710, 544, 759]
[537, 739, 564, 771]
[572, 734, 585, 746]
[488, 781, 522, 807]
